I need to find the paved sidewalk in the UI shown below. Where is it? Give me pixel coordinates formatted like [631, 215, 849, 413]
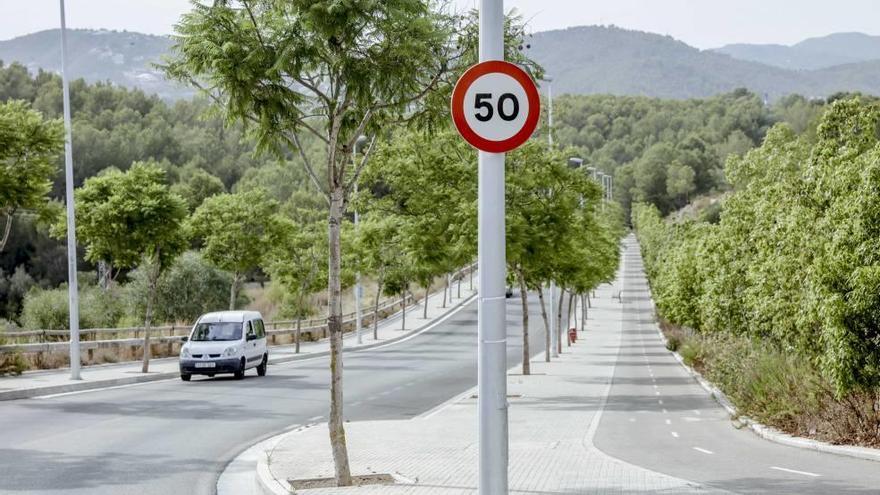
[0, 279, 478, 401]
[256, 259, 725, 494]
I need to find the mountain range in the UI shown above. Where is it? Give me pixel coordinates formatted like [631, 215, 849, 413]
[2, 26, 879, 101]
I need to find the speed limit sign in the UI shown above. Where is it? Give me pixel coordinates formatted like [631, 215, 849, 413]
[451, 60, 541, 153]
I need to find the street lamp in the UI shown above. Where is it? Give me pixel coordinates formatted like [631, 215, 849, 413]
[540, 75, 559, 358]
[59, 0, 81, 380]
[353, 135, 368, 345]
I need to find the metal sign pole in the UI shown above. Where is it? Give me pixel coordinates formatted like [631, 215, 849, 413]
[59, 0, 81, 381]
[478, 0, 508, 493]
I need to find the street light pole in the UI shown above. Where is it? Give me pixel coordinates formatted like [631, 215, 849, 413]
[544, 75, 558, 359]
[59, 0, 81, 381]
[353, 135, 367, 346]
[477, 1, 508, 493]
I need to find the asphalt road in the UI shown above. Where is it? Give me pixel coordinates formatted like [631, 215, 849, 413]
[0, 295, 548, 495]
[592, 237, 880, 494]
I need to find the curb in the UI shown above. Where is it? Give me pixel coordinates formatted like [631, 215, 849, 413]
[0, 292, 478, 402]
[652, 312, 880, 464]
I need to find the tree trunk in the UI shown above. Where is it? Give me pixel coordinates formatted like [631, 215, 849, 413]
[567, 292, 575, 346]
[229, 272, 240, 310]
[537, 287, 551, 362]
[587, 293, 591, 308]
[373, 266, 384, 340]
[141, 257, 159, 373]
[327, 187, 351, 486]
[295, 317, 301, 354]
[98, 261, 111, 290]
[517, 270, 530, 375]
[441, 275, 448, 308]
[0, 211, 13, 253]
[457, 273, 461, 299]
[469, 265, 474, 291]
[581, 294, 587, 331]
[401, 290, 407, 330]
[422, 285, 430, 319]
[556, 289, 565, 355]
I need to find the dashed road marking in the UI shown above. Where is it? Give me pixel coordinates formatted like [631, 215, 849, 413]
[671, 431, 679, 438]
[693, 447, 713, 455]
[658, 399, 663, 405]
[771, 466, 821, 477]
[665, 419, 671, 425]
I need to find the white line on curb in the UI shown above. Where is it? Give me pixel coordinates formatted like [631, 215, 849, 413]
[770, 466, 821, 477]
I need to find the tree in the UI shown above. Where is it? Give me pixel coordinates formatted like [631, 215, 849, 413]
[166, 2, 467, 483]
[189, 189, 279, 309]
[71, 162, 187, 372]
[0, 100, 63, 252]
[263, 218, 326, 354]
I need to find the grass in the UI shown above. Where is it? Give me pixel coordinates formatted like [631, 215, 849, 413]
[660, 321, 880, 448]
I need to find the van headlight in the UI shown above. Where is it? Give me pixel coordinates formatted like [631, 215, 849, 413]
[222, 346, 238, 357]
[181, 346, 191, 358]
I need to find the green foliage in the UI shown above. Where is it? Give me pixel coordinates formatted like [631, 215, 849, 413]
[20, 284, 126, 330]
[634, 97, 880, 395]
[188, 189, 280, 308]
[171, 167, 226, 212]
[125, 251, 244, 324]
[0, 99, 63, 252]
[262, 219, 326, 320]
[71, 161, 188, 270]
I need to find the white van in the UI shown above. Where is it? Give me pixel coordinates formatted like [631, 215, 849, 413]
[179, 311, 268, 381]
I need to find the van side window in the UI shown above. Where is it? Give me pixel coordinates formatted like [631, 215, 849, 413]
[255, 319, 266, 338]
[246, 321, 256, 338]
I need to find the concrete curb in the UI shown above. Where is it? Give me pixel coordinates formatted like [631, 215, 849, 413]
[652, 311, 880, 464]
[0, 292, 478, 402]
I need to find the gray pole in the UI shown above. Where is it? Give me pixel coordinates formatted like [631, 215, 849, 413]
[545, 75, 558, 359]
[59, 0, 81, 380]
[478, 1, 508, 493]
[353, 135, 367, 346]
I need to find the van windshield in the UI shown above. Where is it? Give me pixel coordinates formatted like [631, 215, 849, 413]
[190, 322, 242, 341]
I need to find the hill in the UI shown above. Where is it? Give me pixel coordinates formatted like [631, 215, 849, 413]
[2, 27, 880, 101]
[0, 29, 192, 100]
[527, 26, 880, 99]
[713, 32, 880, 70]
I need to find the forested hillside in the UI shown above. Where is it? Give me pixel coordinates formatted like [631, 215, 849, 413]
[549, 89, 840, 216]
[713, 32, 880, 70]
[633, 98, 880, 447]
[528, 26, 880, 99]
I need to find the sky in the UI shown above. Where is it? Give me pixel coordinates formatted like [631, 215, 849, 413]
[2, 0, 878, 49]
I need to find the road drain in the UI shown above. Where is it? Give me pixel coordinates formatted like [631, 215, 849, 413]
[289, 473, 396, 490]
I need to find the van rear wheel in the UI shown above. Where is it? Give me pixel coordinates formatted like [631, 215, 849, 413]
[257, 355, 267, 377]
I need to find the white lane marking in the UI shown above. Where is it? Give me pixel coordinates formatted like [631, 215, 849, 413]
[683, 417, 701, 422]
[671, 431, 679, 438]
[662, 408, 668, 414]
[653, 384, 658, 389]
[30, 377, 179, 399]
[629, 417, 636, 422]
[770, 466, 821, 477]
[658, 399, 663, 405]
[308, 415, 323, 421]
[655, 391, 661, 396]
[665, 419, 671, 425]
[693, 447, 713, 455]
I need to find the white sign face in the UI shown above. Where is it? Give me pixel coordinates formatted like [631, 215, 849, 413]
[462, 72, 530, 142]
[451, 60, 540, 153]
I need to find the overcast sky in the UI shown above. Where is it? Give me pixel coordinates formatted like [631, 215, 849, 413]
[3, 0, 878, 49]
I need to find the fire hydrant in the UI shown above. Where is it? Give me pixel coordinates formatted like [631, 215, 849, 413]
[568, 327, 577, 344]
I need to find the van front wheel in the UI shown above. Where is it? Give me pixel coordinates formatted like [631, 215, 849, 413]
[257, 355, 267, 377]
[234, 358, 245, 380]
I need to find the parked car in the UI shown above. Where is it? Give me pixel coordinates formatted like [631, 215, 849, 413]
[179, 311, 268, 381]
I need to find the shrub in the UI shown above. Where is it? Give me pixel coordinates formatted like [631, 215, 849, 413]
[125, 251, 247, 324]
[20, 285, 126, 330]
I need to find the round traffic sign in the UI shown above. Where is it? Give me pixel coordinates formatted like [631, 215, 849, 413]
[451, 60, 541, 153]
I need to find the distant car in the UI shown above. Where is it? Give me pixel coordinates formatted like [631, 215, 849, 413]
[179, 311, 268, 381]
[505, 286, 513, 298]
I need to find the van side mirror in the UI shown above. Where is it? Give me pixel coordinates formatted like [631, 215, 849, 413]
[181, 336, 188, 342]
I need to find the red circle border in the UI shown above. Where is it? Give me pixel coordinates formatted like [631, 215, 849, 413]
[451, 60, 541, 153]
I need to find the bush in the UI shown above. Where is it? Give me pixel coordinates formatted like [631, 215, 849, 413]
[0, 330, 27, 376]
[125, 251, 247, 324]
[20, 285, 125, 330]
